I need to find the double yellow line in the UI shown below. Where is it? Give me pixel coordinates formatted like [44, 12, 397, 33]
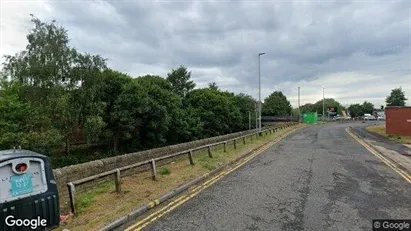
[125, 126, 301, 231]
[346, 128, 411, 184]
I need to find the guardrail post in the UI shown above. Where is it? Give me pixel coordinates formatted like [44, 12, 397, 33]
[208, 146, 213, 158]
[115, 168, 121, 193]
[67, 183, 76, 215]
[234, 139, 237, 149]
[150, 159, 157, 180]
[223, 142, 227, 152]
[242, 136, 246, 144]
[188, 150, 195, 165]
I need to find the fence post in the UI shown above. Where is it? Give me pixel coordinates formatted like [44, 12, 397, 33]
[150, 159, 157, 180]
[188, 150, 195, 165]
[223, 142, 227, 152]
[243, 136, 246, 144]
[67, 183, 76, 215]
[208, 146, 213, 158]
[250, 134, 253, 141]
[115, 168, 121, 193]
[234, 139, 237, 149]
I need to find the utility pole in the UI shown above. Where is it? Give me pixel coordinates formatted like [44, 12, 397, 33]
[258, 52, 265, 133]
[322, 87, 325, 121]
[298, 87, 301, 122]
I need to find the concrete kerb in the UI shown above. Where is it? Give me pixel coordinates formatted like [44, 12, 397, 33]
[99, 123, 300, 231]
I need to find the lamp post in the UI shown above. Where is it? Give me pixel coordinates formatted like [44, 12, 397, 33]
[258, 52, 265, 132]
[322, 87, 325, 121]
[298, 87, 301, 122]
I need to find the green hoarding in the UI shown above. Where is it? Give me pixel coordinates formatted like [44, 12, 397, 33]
[303, 112, 318, 124]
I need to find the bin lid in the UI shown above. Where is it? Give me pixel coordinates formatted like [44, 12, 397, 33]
[0, 149, 46, 162]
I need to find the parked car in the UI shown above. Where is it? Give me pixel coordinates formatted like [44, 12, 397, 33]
[364, 114, 376, 120]
[333, 115, 345, 120]
[377, 115, 386, 121]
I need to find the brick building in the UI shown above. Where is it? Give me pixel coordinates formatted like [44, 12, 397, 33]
[385, 106, 411, 136]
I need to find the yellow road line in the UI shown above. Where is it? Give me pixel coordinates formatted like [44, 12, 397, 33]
[346, 128, 411, 183]
[126, 126, 302, 231]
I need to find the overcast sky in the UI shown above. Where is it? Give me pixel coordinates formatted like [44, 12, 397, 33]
[1, 0, 410, 108]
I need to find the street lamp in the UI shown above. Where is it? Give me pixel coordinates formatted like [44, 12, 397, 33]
[258, 52, 265, 132]
[322, 87, 325, 121]
[298, 87, 301, 122]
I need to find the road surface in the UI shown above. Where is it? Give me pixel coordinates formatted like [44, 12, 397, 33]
[143, 122, 411, 231]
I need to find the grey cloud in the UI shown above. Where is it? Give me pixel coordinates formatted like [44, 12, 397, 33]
[4, 0, 409, 105]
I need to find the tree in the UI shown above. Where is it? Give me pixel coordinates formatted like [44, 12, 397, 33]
[300, 103, 314, 114]
[183, 89, 242, 138]
[313, 98, 343, 115]
[166, 65, 195, 97]
[208, 82, 219, 90]
[233, 93, 257, 130]
[386, 87, 407, 106]
[262, 91, 292, 116]
[380, 105, 384, 110]
[1, 16, 107, 154]
[347, 104, 364, 118]
[135, 75, 182, 149]
[362, 101, 374, 114]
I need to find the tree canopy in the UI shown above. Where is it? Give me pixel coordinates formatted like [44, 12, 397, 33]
[262, 91, 292, 116]
[386, 87, 407, 106]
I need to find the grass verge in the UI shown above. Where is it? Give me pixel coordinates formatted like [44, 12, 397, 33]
[57, 124, 305, 231]
[367, 125, 411, 144]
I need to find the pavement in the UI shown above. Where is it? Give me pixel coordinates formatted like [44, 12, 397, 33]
[351, 125, 411, 156]
[134, 122, 411, 231]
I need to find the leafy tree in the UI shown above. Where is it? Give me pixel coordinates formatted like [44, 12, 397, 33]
[184, 89, 242, 138]
[135, 75, 181, 148]
[313, 98, 343, 115]
[208, 82, 219, 90]
[1, 16, 107, 154]
[362, 101, 374, 114]
[262, 91, 292, 116]
[166, 65, 195, 97]
[233, 93, 257, 130]
[110, 80, 150, 152]
[300, 103, 315, 114]
[347, 104, 364, 118]
[386, 87, 407, 106]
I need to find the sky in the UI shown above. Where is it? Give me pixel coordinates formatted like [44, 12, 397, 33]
[1, 0, 410, 108]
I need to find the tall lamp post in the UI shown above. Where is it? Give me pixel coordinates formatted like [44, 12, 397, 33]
[258, 52, 265, 132]
[322, 87, 325, 121]
[298, 87, 301, 122]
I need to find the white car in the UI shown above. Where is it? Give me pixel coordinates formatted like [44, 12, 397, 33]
[364, 114, 376, 120]
[377, 115, 386, 121]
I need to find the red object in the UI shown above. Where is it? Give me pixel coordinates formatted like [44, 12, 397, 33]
[60, 214, 70, 223]
[16, 163, 28, 173]
[386, 107, 411, 136]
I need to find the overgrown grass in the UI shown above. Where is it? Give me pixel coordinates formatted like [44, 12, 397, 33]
[367, 125, 411, 144]
[76, 183, 115, 214]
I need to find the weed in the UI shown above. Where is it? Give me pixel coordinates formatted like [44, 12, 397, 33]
[159, 168, 171, 175]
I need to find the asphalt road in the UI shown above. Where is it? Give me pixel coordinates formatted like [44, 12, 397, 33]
[145, 122, 411, 231]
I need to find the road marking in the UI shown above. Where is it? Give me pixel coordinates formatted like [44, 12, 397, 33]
[346, 128, 411, 184]
[125, 126, 302, 231]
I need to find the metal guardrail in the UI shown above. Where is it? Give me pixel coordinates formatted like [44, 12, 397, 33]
[66, 122, 298, 215]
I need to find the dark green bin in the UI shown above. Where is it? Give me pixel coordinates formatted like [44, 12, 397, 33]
[0, 150, 60, 230]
